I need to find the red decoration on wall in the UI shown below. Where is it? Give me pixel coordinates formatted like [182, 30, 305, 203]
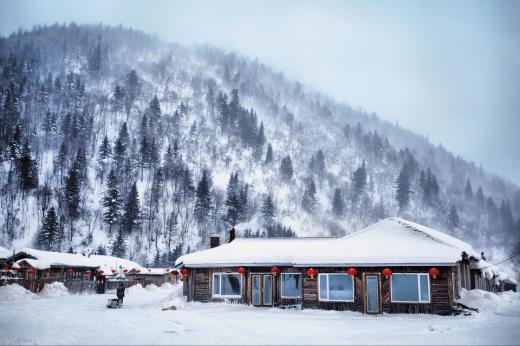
[170, 270, 177, 276]
[111, 268, 116, 274]
[346, 268, 358, 277]
[67, 268, 74, 275]
[428, 267, 440, 279]
[237, 267, 247, 276]
[180, 268, 190, 277]
[85, 270, 92, 276]
[27, 268, 36, 275]
[2, 263, 10, 272]
[306, 268, 318, 279]
[270, 266, 280, 276]
[165, 268, 170, 273]
[135, 268, 141, 274]
[382, 268, 393, 279]
[97, 268, 104, 274]
[123, 268, 128, 273]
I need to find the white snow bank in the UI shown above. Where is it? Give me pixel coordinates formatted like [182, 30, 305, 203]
[0, 284, 38, 301]
[126, 284, 145, 294]
[39, 282, 69, 298]
[458, 289, 520, 312]
[160, 282, 174, 290]
[161, 283, 185, 310]
[145, 284, 159, 292]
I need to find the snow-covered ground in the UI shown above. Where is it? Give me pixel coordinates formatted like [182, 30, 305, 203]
[1, 284, 519, 345]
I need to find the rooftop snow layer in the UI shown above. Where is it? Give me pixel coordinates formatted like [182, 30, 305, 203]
[0, 246, 12, 259]
[176, 217, 479, 267]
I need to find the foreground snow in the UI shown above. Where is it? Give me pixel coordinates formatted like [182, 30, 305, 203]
[1, 284, 519, 345]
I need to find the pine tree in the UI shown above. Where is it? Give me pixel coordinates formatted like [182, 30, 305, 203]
[448, 205, 459, 228]
[147, 95, 161, 120]
[302, 178, 318, 213]
[254, 122, 266, 159]
[280, 155, 293, 182]
[96, 244, 107, 256]
[314, 149, 326, 177]
[265, 143, 273, 165]
[88, 36, 103, 74]
[37, 207, 59, 250]
[56, 141, 69, 182]
[97, 135, 111, 180]
[111, 229, 127, 258]
[476, 186, 485, 206]
[150, 167, 164, 212]
[65, 165, 80, 220]
[261, 193, 276, 225]
[396, 164, 411, 211]
[194, 170, 212, 224]
[121, 182, 141, 234]
[19, 141, 39, 191]
[332, 188, 345, 218]
[352, 160, 367, 198]
[225, 172, 242, 226]
[464, 179, 473, 199]
[102, 169, 121, 234]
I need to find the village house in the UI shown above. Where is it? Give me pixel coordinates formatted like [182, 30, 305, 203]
[175, 217, 517, 315]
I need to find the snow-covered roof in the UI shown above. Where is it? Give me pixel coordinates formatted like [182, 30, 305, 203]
[176, 217, 479, 268]
[9, 248, 143, 274]
[128, 268, 170, 275]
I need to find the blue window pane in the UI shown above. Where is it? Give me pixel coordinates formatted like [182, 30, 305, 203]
[213, 274, 220, 295]
[392, 274, 419, 302]
[420, 275, 429, 301]
[282, 274, 301, 297]
[329, 275, 353, 301]
[222, 274, 241, 296]
[319, 275, 327, 300]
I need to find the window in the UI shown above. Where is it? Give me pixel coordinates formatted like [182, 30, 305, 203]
[319, 273, 354, 302]
[281, 273, 301, 298]
[212, 273, 242, 297]
[391, 273, 430, 303]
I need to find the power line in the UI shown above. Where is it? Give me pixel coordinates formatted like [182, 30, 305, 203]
[478, 253, 520, 269]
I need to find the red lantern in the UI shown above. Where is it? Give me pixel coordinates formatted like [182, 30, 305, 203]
[97, 268, 104, 275]
[85, 270, 92, 276]
[346, 268, 358, 277]
[27, 268, 36, 276]
[270, 266, 280, 276]
[180, 268, 190, 277]
[111, 268, 116, 274]
[306, 268, 318, 279]
[382, 268, 392, 279]
[237, 267, 247, 276]
[165, 268, 170, 273]
[123, 268, 128, 273]
[170, 270, 177, 276]
[67, 268, 74, 275]
[428, 267, 440, 279]
[135, 268, 141, 274]
[2, 263, 10, 272]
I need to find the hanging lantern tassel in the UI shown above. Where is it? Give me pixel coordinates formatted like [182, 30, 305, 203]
[428, 267, 440, 279]
[237, 267, 247, 277]
[180, 268, 190, 277]
[382, 268, 393, 279]
[306, 268, 318, 279]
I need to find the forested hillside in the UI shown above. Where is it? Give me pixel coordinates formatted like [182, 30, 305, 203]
[1, 23, 519, 267]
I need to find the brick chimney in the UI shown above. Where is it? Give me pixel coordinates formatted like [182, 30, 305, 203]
[229, 227, 236, 243]
[210, 234, 220, 248]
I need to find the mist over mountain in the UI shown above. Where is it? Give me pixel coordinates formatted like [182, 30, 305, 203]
[0, 23, 519, 267]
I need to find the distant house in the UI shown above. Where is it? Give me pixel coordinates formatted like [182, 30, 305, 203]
[176, 217, 517, 315]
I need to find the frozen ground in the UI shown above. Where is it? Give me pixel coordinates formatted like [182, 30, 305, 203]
[0, 283, 519, 345]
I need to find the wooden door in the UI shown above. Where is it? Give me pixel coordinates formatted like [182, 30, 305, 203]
[251, 274, 273, 306]
[364, 274, 381, 314]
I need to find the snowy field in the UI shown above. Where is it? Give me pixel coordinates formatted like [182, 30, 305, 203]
[1, 283, 519, 345]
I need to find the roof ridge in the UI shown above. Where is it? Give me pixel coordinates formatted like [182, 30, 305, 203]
[394, 218, 463, 251]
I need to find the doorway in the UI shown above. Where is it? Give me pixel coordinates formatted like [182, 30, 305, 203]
[251, 274, 273, 306]
[364, 274, 381, 314]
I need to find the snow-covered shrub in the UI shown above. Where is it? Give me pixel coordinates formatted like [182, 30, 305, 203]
[39, 282, 69, 298]
[0, 284, 38, 301]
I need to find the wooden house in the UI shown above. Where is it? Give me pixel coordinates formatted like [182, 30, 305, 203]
[175, 217, 517, 315]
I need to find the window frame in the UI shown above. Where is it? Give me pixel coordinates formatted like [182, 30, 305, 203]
[280, 273, 302, 299]
[212, 272, 243, 298]
[390, 273, 431, 303]
[318, 273, 355, 302]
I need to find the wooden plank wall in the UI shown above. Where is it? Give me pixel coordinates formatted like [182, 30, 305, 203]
[186, 265, 455, 315]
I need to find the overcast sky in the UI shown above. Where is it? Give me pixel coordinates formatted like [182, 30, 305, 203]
[1, 0, 519, 184]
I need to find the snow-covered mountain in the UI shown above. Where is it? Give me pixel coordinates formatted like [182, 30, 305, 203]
[0, 23, 519, 267]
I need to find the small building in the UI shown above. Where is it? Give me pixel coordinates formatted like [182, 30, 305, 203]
[175, 217, 517, 315]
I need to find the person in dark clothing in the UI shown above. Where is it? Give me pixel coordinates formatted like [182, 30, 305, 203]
[116, 283, 125, 306]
